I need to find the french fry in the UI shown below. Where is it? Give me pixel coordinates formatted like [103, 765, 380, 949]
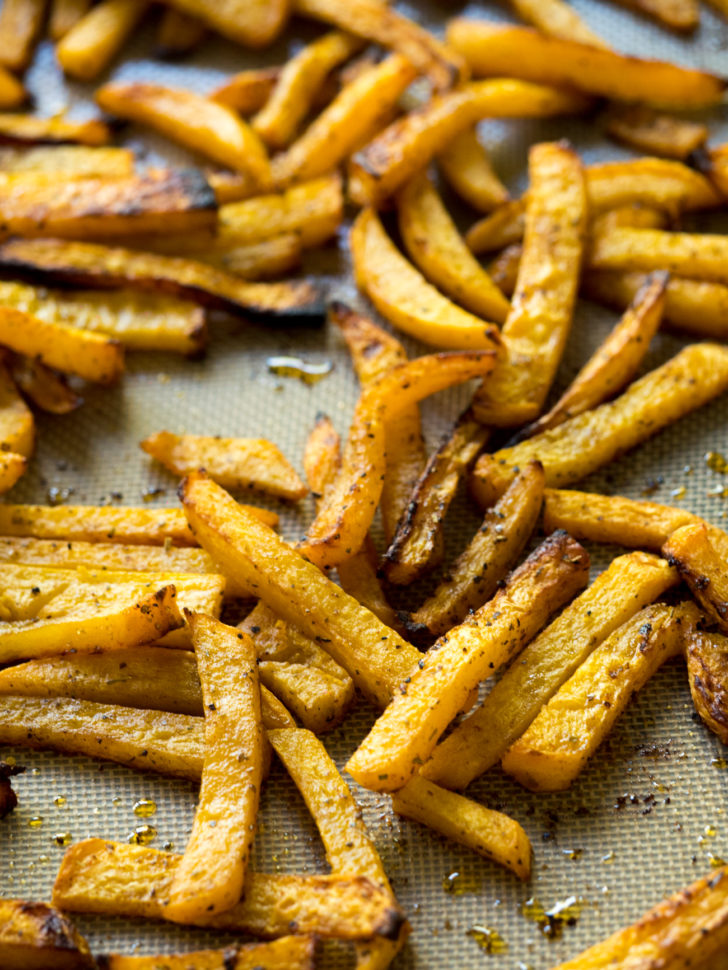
[437, 126, 509, 213]
[382, 409, 489, 587]
[158, 0, 288, 48]
[663, 523, 728, 632]
[487, 243, 520, 297]
[0, 114, 110, 146]
[140, 431, 307, 501]
[517, 271, 666, 440]
[507, 0, 608, 46]
[472, 141, 586, 427]
[447, 20, 724, 108]
[610, 0, 699, 32]
[604, 105, 707, 159]
[0, 145, 134, 177]
[345, 532, 589, 793]
[155, 8, 206, 58]
[0, 357, 34, 456]
[95, 82, 272, 187]
[502, 602, 694, 792]
[97, 936, 315, 970]
[590, 203, 669, 235]
[252, 31, 362, 149]
[0, 898, 94, 970]
[409, 461, 544, 638]
[391, 775, 531, 880]
[471, 343, 728, 508]
[0, 70, 27, 111]
[211, 67, 281, 116]
[0, 239, 325, 319]
[349, 79, 590, 207]
[466, 199, 526, 255]
[591, 226, 728, 286]
[686, 628, 728, 745]
[694, 143, 728, 199]
[551, 864, 728, 970]
[0, 0, 46, 72]
[397, 170, 510, 324]
[205, 170, 258, 205]
[0, 453, 27, 494]
[56, 0, 147, 80]
[210, 236, 302, 279]
[8, 355, 82, 415]
[271, 54, 417, 187]
[422, 551, 677, 790]
[351, 208, 502, 350]
[49, 0, 91, 39]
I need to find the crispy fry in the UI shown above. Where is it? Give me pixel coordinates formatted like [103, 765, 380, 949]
[0, 0, 46, 72]
[694, 144, 728, 199]
[0, 899, 94, 970]
[391, 775, 531, 880]
[447, 20, 723, 108]
[383, 409, 489, 587]
[487, 243, 520, 297]
[96, 82, 271, 187]
[471, 343, 728, 507]
[98, 937, 315, 970]
[49, 0, 91, 38]
[0, 145, 134, 177]
[54, 839, 406, 940]
[507, 0, 608, 46]
[409, 461, 544, 638]
[590, 203, 669, 235]
[155, 8, 206, 58]
[0, 453, 27, 494]
[345, 532, 589, 793]
[610, 0, 699, 32]
[437, 126, 508, 213]
[0, 357, 33, 456]
[211, 235, 302, 279]
[397, 170, 510, 324]
[0, 114, 110, 146]
[303, 412, 342, 501]
[0, 239, 324, 319]
[57, 0, 147, 80]
[472, 141, 586, 427]
[271, 54, 417, 187]
[605, 105, 707, 159]
[160, 0, 288, 47]
[205, 170, 258, 205]
[591, 226, 728, 285]
[663, 523, 728, 631]
[0, 70, 27, 111]
[211, 67, 281, 115]
[349, 79, 590, 207]
[686, 628, 728, 745]
[466, 199, 526, 255]
[502, 603, 693, 792]
[422, 551, 676, 789]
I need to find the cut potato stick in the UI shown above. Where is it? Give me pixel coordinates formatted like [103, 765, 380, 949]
[0, 239, 324, 319]
[391, 775, 531, 880]
[0, 70, 27, 111]
[437, 125, 509, 213]
[610, 0, 699, 32]
[409, 461, 544, 638]
[252, 31, 362, 149]
[57, 0, 147, 80]
[502, 602, 696, 792]
[96, 82, 272, 187]
[54, 839, 405, 940]
[686, 628, 728, 745]
[507, 0, 608, 46]
[0, 0, 46, 72]
[663, 523, 728, 632]
[346, 532, 589, 792]
[211, 67, 280, 115]
[591, 226, 728, 286]
[397, 170, 510, 324]
[349, 79, 590, 207]
[271, 54, 417, 187]
[0, 145, 134, 177]
[141, 431, 307, 500]
[49, 0, 91, 38]
[0, 453, 28, 494]
[447, 20, 724, 108]
[302, 350, 498, 567]
[351, 207, 501, 350]
[517, 271, 666, 440]
[98, 937, 315, 970]
[551, 864, 728, 970]
[155, 8, 206, 58]
[0, 358, 34, 456]
[383, 409, 489, 588]
[159, 0, 287, 48]
[0, 114, 110, 146]
[9, 355, 82, 415]
[471, 343, 728, 507]
[604, 105, 707, 159]
[166, 615, 262, 923]
[0, 898, 94, 970]
[472, 140, 586, 427]
[422, 551, 676, 790]
[180, 472, 422, 708]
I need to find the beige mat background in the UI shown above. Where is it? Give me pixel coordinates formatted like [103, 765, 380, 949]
[2, 2, 728, 966]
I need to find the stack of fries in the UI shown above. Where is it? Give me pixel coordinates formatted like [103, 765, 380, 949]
[1, 0, 728, 966]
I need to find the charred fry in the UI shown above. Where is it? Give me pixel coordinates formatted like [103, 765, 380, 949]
[0, 898, 94, 969]
[663, 523, 728, 631]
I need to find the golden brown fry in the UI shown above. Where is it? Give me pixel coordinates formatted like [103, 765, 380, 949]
[0, 144, 134, 177]
[487, 243, 520, 297]
[410, 461, 544, 638]
[96, 81, 271, 186]
[686, 628, 728, 745]
[57, 0, 147, 80]
[590, 226, 728, 285]
[0, 114, 110, 146]
[0, 898, 94, 970]
[471, 343, 728, 507]
[397, 170, 510, 324]
[271, 54, 417, 187]
[0, 760, 23, 818]
[447, 19, 722, 107]
[205, 170, 258, 205]
[349, 79, 590, 207]
[472, 140, 586, 427]
[507, 0, 608, 46]
[0, 0, 45, 72]
[694, 144, 728, 199]
[604, 105, 707, 159]
[590, 203, 669, 236]
[663, 523, 728, 632]
[98, 936, 315, 970]
[610, 0, 699, 32]
[0, 453, 27, 494]
[466, 199, 526, 255]
[211, 235, 301, 279]
[160, 0, 288, 47]
[0, 357, 34, 456]
[0, 239, 324, 319]
[9, 355, 82, 415]
[211, 67, 281, 115]
[0, 70, 27, 111]
[346, 532, 589, 792]
[422, 551, 676, 790]
[437, 125, 508, 213]
[49, 0, 91, 38]
[155, 8, 206, 58]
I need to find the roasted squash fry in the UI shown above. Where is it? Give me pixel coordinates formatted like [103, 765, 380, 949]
[0, 898, 94, 970]
[0, 144, 134, 177]
[472, 141, 586, 427]
[422, 551, 676, 790]
[694, 143, 728, 199]
[345, 532, 589, 793]
[54, 839, 406, 940]
[0, 453, 27, 493]
[471, 343, 728, 507]
[0, 239, 324, 319]
[205, 170, 258, 205]
[466, 199, 527, 255]
[590, 203, 669, 235]
[437, 126, 509, 213]
[397, 170, 510, 324]
[211, 67, 281, 116]
[611, 0, 699, 31]
[0, 70, 27, 111]
[57, 0, 147, 80]
[98, 937, 315, 970]
[0, 0, 46, 72]
[591, 226, 728, 286]
[96, 82, 272, 187]
[447, 20, 724, 108]
[159, 0, 287, 48]
[155, 8, 206, 58]
[663, 523, 728, 632]
[0, 114, 110, 146]
[605, 105, 707, 159]
[271, 54, 417, 187]
[141, 431, 307, 500]
[487, 243, 520, 297]
[686, 628, 728, 746]
[8, 355, 81, 415]
[409, 461, 544, 638]
[49, 0, 91, 39]
[507, 0, 608, 46]
[502, 602, 693, 792]
[0, 357, 33, 456]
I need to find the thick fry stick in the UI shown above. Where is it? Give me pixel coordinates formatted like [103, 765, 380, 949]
[604, 105, 707, 159]
[663, 524, 728, 632]
[610, 0, 699, 32]
[0, 145, 134, 177]
[0, 0, 46, 71]
[0, 358, 33, 457]
[0, 114, 110, 145]
[0, 453, 27, 494]
[0, 71, 27, 111]
[155, 8, 206, 57]
[437, 126, 509, 213]
[591, 226, 728, 286]
[9, 354, 81, 415]
[56, 0, 147, 80]
[49, 0, 91, 38]
[686, 628, 728, 746]
[99, 936, 314, 970]
[0, 898, 94, 969]
[211, 67, 280, 115]
[507, 0, 608, 46]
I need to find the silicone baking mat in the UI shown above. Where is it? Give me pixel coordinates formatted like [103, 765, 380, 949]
[2, 2, 728, 966]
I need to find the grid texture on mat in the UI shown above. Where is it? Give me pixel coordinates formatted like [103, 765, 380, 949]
[2, 2, 728, 967]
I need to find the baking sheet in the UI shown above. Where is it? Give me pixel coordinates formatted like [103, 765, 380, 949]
[2, 2, 728, 966]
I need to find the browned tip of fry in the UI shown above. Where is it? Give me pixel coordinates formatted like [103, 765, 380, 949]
[0, 760, 24, 819]
[686, 628, 728, 745]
